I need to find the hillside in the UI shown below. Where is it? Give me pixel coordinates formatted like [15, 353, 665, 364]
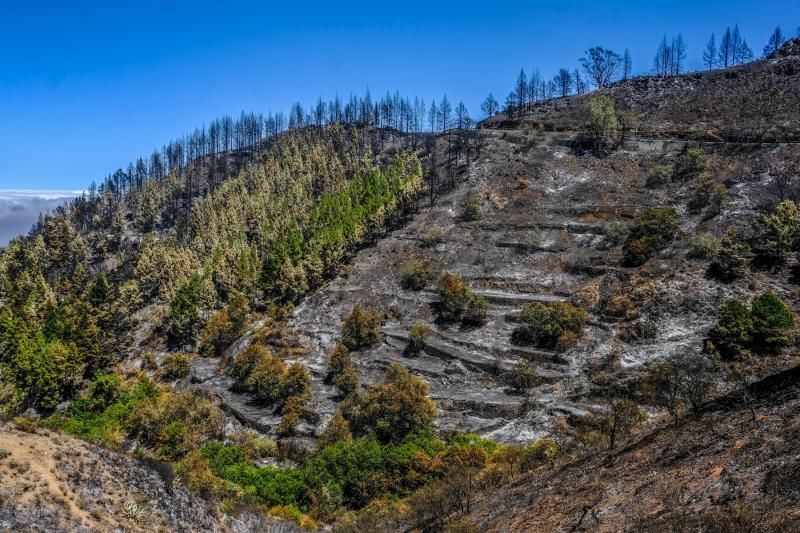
[1, 39, 800, 531]
[467, 366, 800, 532]
[0, 422, 225, 531]
[485, 38, 800, 142]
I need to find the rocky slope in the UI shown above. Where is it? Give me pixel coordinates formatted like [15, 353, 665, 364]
[186, 42, 800, 448]
[0, 423, 222, 532]
[468, 366, 800, 531]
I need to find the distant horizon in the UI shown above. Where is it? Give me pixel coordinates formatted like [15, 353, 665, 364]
[1, 1, 798, 193]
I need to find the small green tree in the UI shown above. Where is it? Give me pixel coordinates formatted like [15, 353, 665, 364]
[160, 353, 192, 380]
[460, 198, 482, 221]
[317, 411, 353, 449]
[351, 364, 436, 443]
[437, 272, 488, 326]
[582, 95, 619, 153]
[506, 361, 539, 394]
[325, 342, 351, 383]
[341, 305, 382, 350]
[167, 273, 204, 347]
[754, 200, 800, 265]
[512, 301, 587, 348]
[400, 257, 435, 290]
[601, 398, 646, 450]
[672, 147, 707, 181]
[406, 322, 431, 356]
[707, 299, 753, 359]
[622, 207, 680, 266]
[750, 291, 794, 353]
[709, 229, 751, 281]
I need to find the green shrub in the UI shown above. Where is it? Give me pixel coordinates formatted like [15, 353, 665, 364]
[199, 294, 250, 356]
[201, 441, 308, 508]
[672, 147, 706, 181]
[246, 354, 289, 404]
[707, 299, 753, 359]
[519, 438, 559, 471]
[622, 207, 680, 266]
[158, 421, 190, 461]
[333, 366, 359, 397]
[341, 305, 382, 350]
[325, 342, 351, 384]
[437, 272, 488, 326]
[317, 412, 353, 449]
[750, 291, 794, 353]
[166, 273, 204, 347]
[647, 164, 673, 188]
[160, 353, 192, 380]
[582, 95, 618, 152]
[460, 198, 482, 221]
[420, 228, 444, 248]
[753, 200, 800, 265]
[400, 257, 435, 290]
[505, 361, 539, 394]
[709, 229, 751, 281]
[512, 301, 587, 349]
[689, 175, 728, 216]
[228, 345, 266, 390]
[687, 234, 720, 260]
[350, 364, 436, 444]
[602, 220, 629, 248]
[406, 322, 431, 356]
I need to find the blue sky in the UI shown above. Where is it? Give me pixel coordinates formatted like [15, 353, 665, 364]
[1, 0, 798, 191]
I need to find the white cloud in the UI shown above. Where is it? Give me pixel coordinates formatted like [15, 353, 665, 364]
[0, 189, 82, 246]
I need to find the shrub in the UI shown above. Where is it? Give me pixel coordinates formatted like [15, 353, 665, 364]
[201, 441, 307, 507]
[707, 299, 753, 359]
[269, 504, 304, 525]
[602, 220, 629, 248]
[513, 301, 587, 349]
[750, 291, 794, 353]
[140, 351, 158, 371]
[582, 95, 618, 152]
[506, 361, 539, 394]
[341, 305, 382, 350]
[200, 294, 250, 356]
[420, 228, 444, 248]
[437, 272, 488, 326]
[160, 353, 192, 381]
[282, 363, 311, 400]
[672, 147, 706, 181]
[247, 354, 289, 404]
[603, 294, 635, 318]
[519, 438, 559, 471]
[647, 164, 673, 188]
[158, 421, 190, 461]
[406, 322, 431, 356]
[278, 396, 304, 436]
[709, 229, 751, 281]
[166, 273, 204, 347]
[318, 412, 353, 449]
[460, 198, 482, 221]
[12, 416, 37, 433]
[687, 234, 720, 260]
[622, 207, 680, 266]
[753, 200, 800, 265]
[333, 366, 359, 397]
[325, 343, 351, 384]
[229, 345, 266, 389]
[351, 364, 436, 443]
[400, 257, 435, 290]
[689, 175, 728, 216]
